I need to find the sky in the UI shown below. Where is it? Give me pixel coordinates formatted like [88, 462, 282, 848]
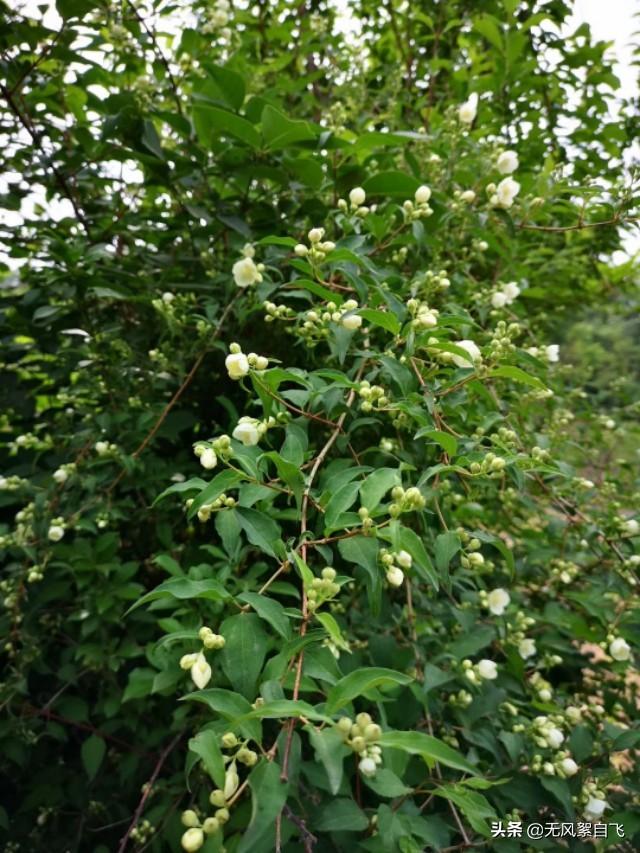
[3, 0, 639, 269]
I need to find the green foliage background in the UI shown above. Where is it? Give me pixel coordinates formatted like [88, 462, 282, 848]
[0, 1, 639, 851]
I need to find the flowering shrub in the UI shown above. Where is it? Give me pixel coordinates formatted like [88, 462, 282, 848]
[1, 1, 639, 851]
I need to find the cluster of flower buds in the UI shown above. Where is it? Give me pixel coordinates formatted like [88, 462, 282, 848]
[549, 559, 579, 585]
[380, 548, 412, 587]
[421, 268, 451, 292]
[529, 671, 554, 703]
[294, 227, 336, 263]
[11, 433, 52, 454]
[488, 320, 521, 359]
[391, 245, 408, 265]
[232, 245, 264, 289]
[407, 298, 439, 329]
[180, 787, 231, 853]
[447, 689, 473, 708]
[130, 819, 154, 846]
[618, 517, 639, 537]
[232, 415, 277, 447]
[27, 564, 45, 583]
[193, 435, 232, 471]
[525, 344, 560, 363]
[491, 281, 520, 309]
[358, 380, 389, 413]
[461, 658, 499, 684]
[0, 474, 27, 491]
[202, 0, 232, 36]
[52, 463, 75, 485]
[263, 300, 295, 323]
[528, 715, 566, 750]
[220, 732, 258, 767]
[338, 187, 374, 218]
[388, 485, 426, 517]
[469, 451, 507, 478]
[225, 343, 269, 380]
[306, 567, 340, 612]
[48, 517, 66, 543]
[179, 627, 225, 690]
[460, 537, 485, 569]
[95, 440, 118, 457]
[336, 712, 383, 777]
[402, 185, 433, 221]
[578, 782, 608, 820]
[187, 492, 237, 523]
[531, 751, 579, 778]
[453, 188, 476, 205]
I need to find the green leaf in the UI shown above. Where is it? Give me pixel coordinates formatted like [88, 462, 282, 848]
[362, 171, 421, 196]
[363, 768, 414, 798]
[81, 734, 106, 782]
[203, 64, 246, 110]
[249, 699, 331, 724]
[470, 530, 515, 575]
[380, 731, 478, 775]
[325, 667, 413, 714]
[188, 469, 246, 518]
[314, 798, 369, 832]
[234, 507, 284, 559]
[434, 783, 497, 835]
[315, 611, 351, 653]
[359, 308, 400, 334]
[182, 689, 262, 742]
[359, 467, 401, 511]
[192, 104, 260, 148]
[324, 481, 361, 532]
[390, 525, 438, 589]
[261, 105, 316, 149]
[415, 428, 458, 458]
[308, 726, 350, 795]
[490, 365, 546, 390]
[219, 613, 268, 699]
[188, 730, 225, 788]
[237, 760, 289, 853]
[289, 278, 344, 305]
[337, 535, 382, 614]
[126, 577, 229, 614]
[434, 531, 461, 574]
[238, 592, 291, 639]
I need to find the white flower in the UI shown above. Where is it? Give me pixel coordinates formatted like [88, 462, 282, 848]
[609, 637, 631, 661]
[386, 567, 405, 587]
[518, 638, 537, 659]
[415, 185, 432, 204]
[342, 313, 362, 331]
[546, 727, 564, 748]
[503, 281, 520, 302]
[494, 177, 520, 209]
[191, 653, 212, 689]
[225, 352, 250, 380]
[349, 187, 366, 206]
[545, 344, 560, 363]
[358, 757, 377, 777]
[162, 291, 175, 303]
[491, 291, 508, 309]
[560, 757, 579, 777]
[477, 659, 498, 680]
[232, 256, 261, 289]
[95, 441, 109, 456]
[415, 309, 438, 328]
[232, 418, 261, 447]
[458, 95, 477, 124]
[396, 550, 412, 569]
[487, 588, 510, 615]
[48, 524, 65, 543]
[181, 828, 205, 852]
[451, 339, 481, 368]
[53, 468, 68, 484]
[460, 189, 476, 203]
[199, 448, 217, 470]
[497, 150, 519, 174]
[622, 519, 639, 536]
[584, 796, 607, 819]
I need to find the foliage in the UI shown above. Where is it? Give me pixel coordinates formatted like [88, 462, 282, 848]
[1, 1, 639, 851]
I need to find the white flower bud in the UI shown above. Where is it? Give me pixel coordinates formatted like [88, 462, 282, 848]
[414, 185, 431, 204]
[395, 550, 412, 569]
[477, 659, 498, 680]
[180, 653, 199, 670]
[95, 441, 109, 456]
[232, 418, 261, 446]
[224, 764, 240, 799]
[386, 566, 405, 587]
[451, 339, 481, 368]
[609, 637, 631, 661]
[460, 190, 476, 203]
[181, 810, 200, 827]
[496, 150, 519, 175]
[358, 756, 377, 777]
[191, 653, 212, 689]
[546, 727, 564, 748]
[342, 313, 362, 331]
[308, 227, 325, 243]
[584, 796, 607, 819]
[349, 187, 366, 206]
[199, 448, 217, 470]
[458, 96, 477, 124]
[181, 828, 204, 852]
[225, 352, 250, 380]
[294, 244, 308, 256]
[560, 757, 579, 777]
[53, 468, 68, 484]
[545, 344, 560, 363]
[48, 524, 65, 543]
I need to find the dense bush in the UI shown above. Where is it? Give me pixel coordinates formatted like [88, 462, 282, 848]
[1, 1, 639, 851]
